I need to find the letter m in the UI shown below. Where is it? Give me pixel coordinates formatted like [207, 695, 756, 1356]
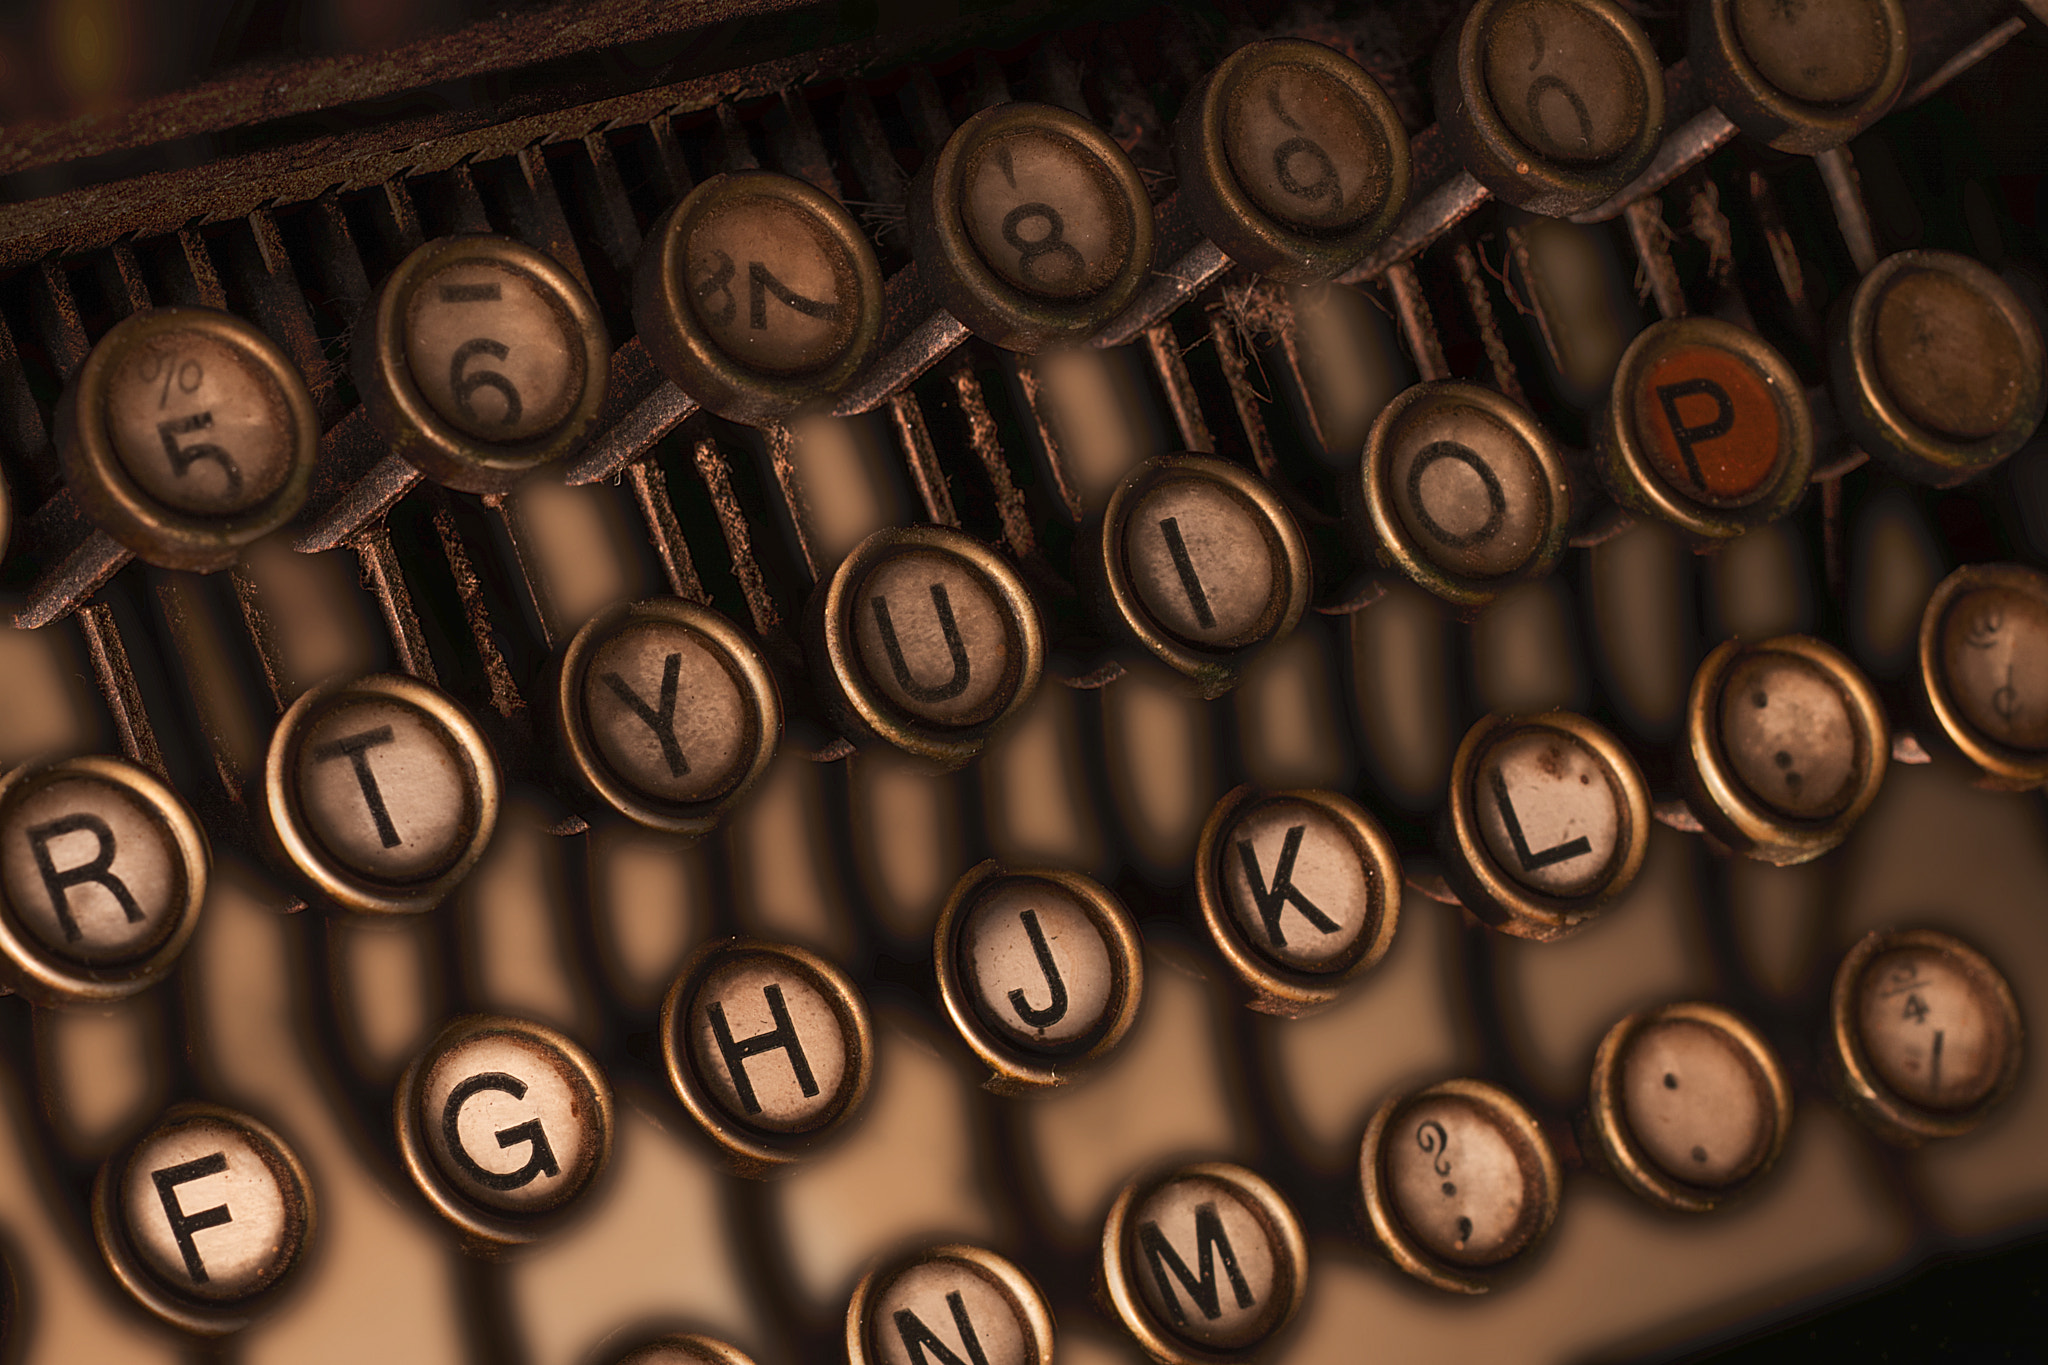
[1137, 1202, 1255, 1327]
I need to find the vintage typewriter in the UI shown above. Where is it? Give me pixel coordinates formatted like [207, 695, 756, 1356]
[0, 0, 2043, 1360]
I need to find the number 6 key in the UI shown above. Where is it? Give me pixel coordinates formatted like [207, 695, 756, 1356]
[355, 234, 612, 493]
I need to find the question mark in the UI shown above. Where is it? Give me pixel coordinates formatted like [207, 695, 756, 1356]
[1416, 1119, 1474, 1249]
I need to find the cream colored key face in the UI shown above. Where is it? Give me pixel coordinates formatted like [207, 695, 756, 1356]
[1388, 406, 1553, 580]
[410, 1021, 611, 1222]
[107, 1110, 311, 1316]
[1128, 1175, 1283, 1351]
[961, 130, 1134, 301]
[853, 549, 1020, 728]
[959, 878, 1118, 1053]
[610, 1339, 758, 1365]
[1125, 477, 1279, 648]
[1857, 948, 2006, 1112]
[1619, 1018, 1773, 1187]
[104, 329, 296, 516]
[296, 697, 479, 883]
[1731, 0, 1892, 104]
[1873, 268, 2027, 443]
[1938, 584, 2048, 752]
[685, 953, 853, 1136]
[586, 621, 752, 804]
[1474, 729, 1623, 898]
[1483, 0, 1647, 164]
[1218, 797, 1382, 973]
[685, 194, 859, 376]
[1716, 651, 1860, 820]
[1222, 60, 1391, 234]
[1, 775, 179, 965]
[1384, 1095, 1535, 1268]
[403, 259, 580, 443]
[868, 1258, 1036, 1365]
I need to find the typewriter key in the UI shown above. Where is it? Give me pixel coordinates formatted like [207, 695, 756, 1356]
[395, 1014, 614, 1245]
[811, 525, 1044, 765]
[635, 171, 884, 425]
[846, 1244, 1055, 1365]
[1831, 928, 2023, 1144]
[1101, 1161, 1307, 1363]
[1194, 786, 1402, 1015]
[1360, 1078, 1561, 1293]
[607, 1337, 759, 1365]
[558, 597, 782, 834]
[1690, 0, 1908, 153]
[93, 1104, 313, 1334]
[1356, 380, 1571, 608]
[354, 234, 611, 494]
[1434, 0, 1665, 216]
[1172, 38, 1411, 283]
[1683, 636, 1888, 864]
[909, 102, 1154, 352]
[661, 938, 873, 1170]
[0, 754, 208, 1005]
[935, 861, 1143, 1089]
[1589, 1003, 1792, 1212]
[1596, 318, 1813, 540]
[264, 673, 501, 915]
[1830, 250, 2047, 487]
[1919, 563, 2048, 788]
[1443, 711, 1651, 941]
[55, 306, 317, 571]
[1090, 454, 1311, 698]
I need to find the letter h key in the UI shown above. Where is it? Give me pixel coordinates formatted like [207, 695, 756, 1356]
[706, 984, 818, 1115]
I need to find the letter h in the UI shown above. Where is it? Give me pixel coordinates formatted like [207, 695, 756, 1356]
[706, 983, 818, 1115]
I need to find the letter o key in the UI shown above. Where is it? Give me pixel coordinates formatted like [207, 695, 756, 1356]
[662, 938, 873, 1171]
[94, 1104, 314, 1334]
[264, 673, 501, 914]
[1357, 381, 1570, 610]
[935, 861, 1145, 1090]
[397, 1015, 614, 1244]
[55, 306, 317, 571]
[810, 525, 1044, 766]
[1100, 1161, 1307, 1364]
[354, 233, 612, 494]
[0, 753, 208, 1005]
[1598, 318, 1813, 540]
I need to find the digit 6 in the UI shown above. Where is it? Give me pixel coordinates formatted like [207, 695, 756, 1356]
[449, 338, 523, 426]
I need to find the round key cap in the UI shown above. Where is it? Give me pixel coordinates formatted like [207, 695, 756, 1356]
[1596, 317, 1814, 540]
[1172, 38, 1412, 283]
[1918, 563, 2048, 788]
[0, 754, 208, 1005]
[354, 234, 611, 494]
[1101, 1161, 1306, 1363]
[635, 170, 884, 426]
[661, 938, 873, 1171]
[1683, 635, 1888, 864]
[557, 597, 783, 834]
[1434, 0, 1665, 217]
[1589, 1002, 1792, 1212]
[909, 102, 1155, 352]
[1829, 249, 2048, 487]
[847, 1244, 1055, 1365]
[93, 1103, 314, 1334]
[264, 672, 501, 915]
[810, 525, 1044, 766]
[395, 1014, 614, 1245]
[1356, 380, 1572, 609]
[1359, 1078, 1560, 1294]
[55, 306, 317, 571]
[606, 1337, 760, 1365]
[1089, 453, 1312, 698]
[1830, 927, 2023, 1144]
[1691, 0, 1908, 153]
[1442, 711, 1651, 941]
[934, 860, 1144, 1090]
[1193, 785, 1402, 1016]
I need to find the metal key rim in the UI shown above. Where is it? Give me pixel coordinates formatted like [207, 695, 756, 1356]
[1688, 0, 1910, 154]
[1917, 562, 2048, 789]
[845, 1242, 1055, 1365]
